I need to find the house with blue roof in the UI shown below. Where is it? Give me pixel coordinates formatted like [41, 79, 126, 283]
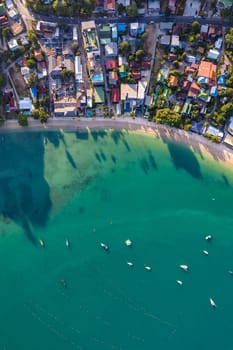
[117, 23, 127, 33]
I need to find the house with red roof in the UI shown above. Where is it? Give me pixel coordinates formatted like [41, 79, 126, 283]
[105, 59, 117, 70]
[141, 60, 151, 70]
[111, 87, 120, 103]
[132, 71, 141, 80]
[129, 60, 140, 69]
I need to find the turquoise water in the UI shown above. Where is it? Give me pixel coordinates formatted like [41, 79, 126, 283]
[0, 129, 233, 350]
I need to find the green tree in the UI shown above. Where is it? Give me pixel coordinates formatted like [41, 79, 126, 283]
[27, 58, 36, 69]
[39, 109, 48, 123]
[118, 3, 125, 14]
[18, 45, 26, 55]
[18, 113, 28, 126]
[28, 30, 38, 45]
[221, 8, 230, 18]
[165, 6, 172, 16]
[154, 108, 182, 128]
[141, 32, 148, 42]
[0, 74, 7, 87]
[126, 1, 137, 17]
[30, 109, 40, 119]
[27, 73, 39, 87]
[118, 40, 131, 56]
[2, 27, 11, 40]
[191, 21, 201, 34]
[61, 69, 75, 81]
[135, 49, 144, 62]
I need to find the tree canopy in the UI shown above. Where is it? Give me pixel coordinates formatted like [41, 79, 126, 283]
[154, 108, 182, 128]
[126, 1, 138, 17]
[118, 40, 131, 56]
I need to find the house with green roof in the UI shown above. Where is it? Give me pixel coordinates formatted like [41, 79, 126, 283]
[217, 0, 232, 8]
[94, 86, 105, 104]
[119, 65, 128, 78]
[0, 3, 6, 15]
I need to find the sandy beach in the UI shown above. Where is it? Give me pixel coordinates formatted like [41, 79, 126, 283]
[1, 117, 233, 166]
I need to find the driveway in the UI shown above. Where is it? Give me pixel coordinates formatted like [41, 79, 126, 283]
[183, 0, 201, 17]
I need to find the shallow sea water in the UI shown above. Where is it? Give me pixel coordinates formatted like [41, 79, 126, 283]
[0, 130, 233, 350]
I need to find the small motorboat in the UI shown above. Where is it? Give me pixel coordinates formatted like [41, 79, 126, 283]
[125, 239, 132, 247]
[176, 280, 183, 286]
[209, 298, 217, 308]
[228, 270, 233, 276]
[180, 265, 188, 271]
[39, 239, 45, 247]
[202, 250, 209, 255]
[100, 242, 109, 251]
[205, 235, 212, 241]
[127, 261, 134, 267]
[65, 239, 70, 247]
[144, 265, 152, 271]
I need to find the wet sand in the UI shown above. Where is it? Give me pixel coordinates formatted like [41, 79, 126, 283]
[1, 117, 233, 166]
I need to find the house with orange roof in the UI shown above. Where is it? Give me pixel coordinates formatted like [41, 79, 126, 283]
[109, 71, 118, 85]
[168, 75, 178, 88]
[104, 0, 116, 12]
[197, 61, 217, 86]
[188, 82, 200, 98]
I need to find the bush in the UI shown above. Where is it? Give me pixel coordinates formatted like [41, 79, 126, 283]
[18, 113, 28, 126]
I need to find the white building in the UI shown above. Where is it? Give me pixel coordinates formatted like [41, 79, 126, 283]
[215, 38, 223, 50]
[19, 97, 33, 113]
[73, 26, 78, 42]
[8, 39, 18, 51]
[171, 35, 180, 47]
[207, 49, 220, 60]
[75, 55, 82, 81]
[137, 80, 147, 102]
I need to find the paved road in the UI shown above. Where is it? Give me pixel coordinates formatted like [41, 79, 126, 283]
[29, 10, 233, 28]
[12, 0, 233, 28]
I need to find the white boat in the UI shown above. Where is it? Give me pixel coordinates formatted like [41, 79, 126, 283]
[209, 298, 217, 307]
[39, 239, 45, 247]
[144, 265, 152, 271]
[205, 235, 212, 241]
[127, 261, 134, 266]
[202, 250, 209, 255]
[100, 242, 109, 251]
[176, 280, 183, 286]
[125, 239, 132, 247]
[65, 239, 70, 247]
[180, 265, 189, 271]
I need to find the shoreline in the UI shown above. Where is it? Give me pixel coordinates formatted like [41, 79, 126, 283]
[1, 117, 233, 166]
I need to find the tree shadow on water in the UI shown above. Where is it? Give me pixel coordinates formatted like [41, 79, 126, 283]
[0, 132, 52, 246]
[65, 150, 77, 169]
[164, 139, 202, 179]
